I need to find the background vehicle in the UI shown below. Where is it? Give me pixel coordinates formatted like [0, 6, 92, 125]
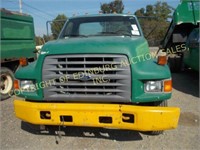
[161, 0, 199, 72]
[184, 28, 199, 71]
[0, 9, 36, 100]
[14, 14, 180, 135]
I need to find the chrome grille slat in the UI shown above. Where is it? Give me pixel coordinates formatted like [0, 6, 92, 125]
[52, 82, 123, 86]
[45, 61, 122, 65]
[47, 95, 126, 102]
[44, 74, 128, 79]
[49, 88, 124, 92]
[44, 68, 127, 71]
[42, 54, 131, 102]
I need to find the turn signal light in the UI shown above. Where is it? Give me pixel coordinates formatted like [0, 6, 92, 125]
[157, 56, 167, 65]
[14, 80, 20, 90]
[19, 58, 28, 66]
[164, 80, 172, 92]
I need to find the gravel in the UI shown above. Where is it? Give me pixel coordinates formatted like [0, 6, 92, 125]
[0, 70, 199, 150]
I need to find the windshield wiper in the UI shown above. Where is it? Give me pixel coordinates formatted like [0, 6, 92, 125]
[99, 31, 132, 37]
[64, 34, 88, 38]
[121, 32, 132, 37]
[99, 31, 119, 35]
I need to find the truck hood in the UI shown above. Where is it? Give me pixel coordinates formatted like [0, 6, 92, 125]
[41, 36, 149, 56]
[15, 35, 171, 101]
[39, 36, 170, 80]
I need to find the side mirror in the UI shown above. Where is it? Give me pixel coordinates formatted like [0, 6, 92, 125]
[33, 50, 38, 53]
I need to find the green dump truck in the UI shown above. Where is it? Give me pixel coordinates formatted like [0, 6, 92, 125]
[14, 14, 180, 135]
[161, 0, 199, 72]
[0, 9, 36, 100]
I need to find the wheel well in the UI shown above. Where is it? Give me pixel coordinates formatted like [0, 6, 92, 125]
[1, 60, 19, 73]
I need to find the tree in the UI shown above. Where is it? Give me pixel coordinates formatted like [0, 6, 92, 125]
[35, 35, 54, 45]
[43, 34, 54, 42]
[100, 0, 124, 14]
[135, 2, 173, 46]
[51, 14, 67, 39]
[35, 36, 44, 46]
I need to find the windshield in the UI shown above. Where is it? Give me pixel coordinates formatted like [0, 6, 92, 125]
[59, 16, 141, 38]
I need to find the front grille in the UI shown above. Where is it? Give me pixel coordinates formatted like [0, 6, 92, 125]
[42, 54, 131, 102]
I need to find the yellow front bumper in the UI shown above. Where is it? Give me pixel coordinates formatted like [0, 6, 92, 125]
[14, 100, 180, 131]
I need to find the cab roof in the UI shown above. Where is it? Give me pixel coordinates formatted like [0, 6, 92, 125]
[69, 14, 136, 20]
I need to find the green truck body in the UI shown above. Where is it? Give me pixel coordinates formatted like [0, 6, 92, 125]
[184, 28, 199, 71]
[162, 0, 199, 72]
[173, 0, 199, 25]
[1, 9, 35, 60]
[14, 14, 180, 134]
[0, 9, 36, 100]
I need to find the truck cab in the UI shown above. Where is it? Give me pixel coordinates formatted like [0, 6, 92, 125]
[14, 14, 180, 135]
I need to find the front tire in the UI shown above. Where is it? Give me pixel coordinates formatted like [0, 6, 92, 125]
[0, 67, 14, 100]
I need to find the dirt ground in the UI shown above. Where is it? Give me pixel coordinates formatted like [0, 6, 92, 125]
[0, 69, 199, 150]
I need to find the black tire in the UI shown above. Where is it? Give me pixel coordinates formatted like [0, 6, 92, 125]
[168, 55, 183, 73]
[0, 67, 14, 100]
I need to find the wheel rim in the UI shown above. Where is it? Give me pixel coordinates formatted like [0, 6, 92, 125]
[0, 74, 13, 95]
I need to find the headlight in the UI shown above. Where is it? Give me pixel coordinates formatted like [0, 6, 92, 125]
[144, 81, 162, 92]
[20, 80, 36, 92]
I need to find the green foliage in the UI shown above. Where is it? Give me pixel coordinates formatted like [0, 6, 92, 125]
[43, 34, 54, 42]
[35, 36, 44, 46]
[51, 14, 67, 39]
[135, 2, 174, 46]
[100, 0, 124, 14]
[35, 34, 54, 45]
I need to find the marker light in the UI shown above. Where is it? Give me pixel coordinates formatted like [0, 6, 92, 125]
[157, 56, 167, 65]
[19, 58, 28, 66]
